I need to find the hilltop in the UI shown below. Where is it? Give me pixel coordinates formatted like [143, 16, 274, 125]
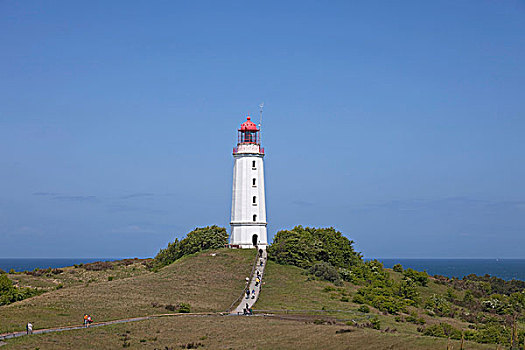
[1, 226, 523, 349]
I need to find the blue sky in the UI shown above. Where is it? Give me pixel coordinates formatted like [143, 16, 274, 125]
[1, 1, 524, 258]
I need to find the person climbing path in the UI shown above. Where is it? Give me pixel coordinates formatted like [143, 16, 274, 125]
[231, 248, 267, 315]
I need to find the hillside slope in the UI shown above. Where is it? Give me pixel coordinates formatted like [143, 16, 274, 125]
[0, 249, 255, 333]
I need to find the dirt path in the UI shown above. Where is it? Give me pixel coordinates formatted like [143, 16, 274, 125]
[0, 312, 217, 343]
[231, 249, 267, 315]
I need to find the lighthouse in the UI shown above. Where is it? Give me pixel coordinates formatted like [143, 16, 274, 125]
[230, 116, 267, 249]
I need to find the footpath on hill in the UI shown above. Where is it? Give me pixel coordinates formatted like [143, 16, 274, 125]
[231, 249, 267, 315]
[0, 312, 218, 343]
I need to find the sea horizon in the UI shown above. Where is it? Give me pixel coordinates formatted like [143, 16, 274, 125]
[1, 257, 525, 281]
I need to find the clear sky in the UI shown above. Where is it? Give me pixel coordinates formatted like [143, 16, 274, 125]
[1, 1, 524, 258]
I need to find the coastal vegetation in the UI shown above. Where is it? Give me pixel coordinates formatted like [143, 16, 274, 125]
[153, 225, 229, 268]
[264, 226, 525, 348]
[0, 273, 43, 306]
[1, 225, 524, 349]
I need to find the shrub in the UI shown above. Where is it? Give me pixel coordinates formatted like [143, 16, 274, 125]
[358, 305, 370, 313]
[178, 303, 191, 313]
[393, 264, 403, 273]
[369, 317, 381, 330]
[423, 323, 462, 340]
[154, 226, 229, 267]
[165, 304, 176, 312]
[83, 261, 114, 271]
[0, 274, 43, 306]
[108, 276, 114, 281]
[309, 262, 341, 284]
[403, 268, 428, 287]
[425, 294, 451, 317]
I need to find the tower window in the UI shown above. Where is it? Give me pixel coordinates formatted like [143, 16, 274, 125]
[253, 196, 257, 205]
[253, 214, 257, 222]
[252, 178, 256, 187]
[252, 160, 256, 169]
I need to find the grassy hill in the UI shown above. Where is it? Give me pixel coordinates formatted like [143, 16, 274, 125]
[2, 252, 496, 350]
[0, 248, 255, 334]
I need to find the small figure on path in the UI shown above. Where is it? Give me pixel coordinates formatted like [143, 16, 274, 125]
[83, 314, 88, 327]
[245, 289, 250, 299]
[87, 315, 92, 327]
[260, 259, 263, 267]
[251, 289, 256, 299]
[26, 322, 33, 335]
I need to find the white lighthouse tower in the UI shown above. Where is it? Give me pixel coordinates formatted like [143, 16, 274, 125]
[230, 116, 267, 249]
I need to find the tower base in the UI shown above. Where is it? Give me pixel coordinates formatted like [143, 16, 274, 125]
[230, 223, 267, 249]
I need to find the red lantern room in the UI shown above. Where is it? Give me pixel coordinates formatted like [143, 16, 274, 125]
[238, 116, 260, 145]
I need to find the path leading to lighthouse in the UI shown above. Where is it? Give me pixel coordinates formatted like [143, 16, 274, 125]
[231, 249, 267, 315]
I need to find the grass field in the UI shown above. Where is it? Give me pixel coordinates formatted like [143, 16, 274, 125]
[0, 249, 516, 349]
[2, 314, 494, 350]
[0, 249, 255, 334]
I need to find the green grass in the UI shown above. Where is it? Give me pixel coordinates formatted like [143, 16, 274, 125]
[0, 249, 255, 334]
[257, 260, 360, 313]
[2, 314, 494, 350]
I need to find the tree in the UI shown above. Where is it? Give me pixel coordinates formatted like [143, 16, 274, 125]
[154, 226, 229, 267]
[268, 226, 362, 269]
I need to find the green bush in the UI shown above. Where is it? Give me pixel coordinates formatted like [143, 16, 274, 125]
[358, 305, 370, 313]
[267, 226, 362, 269]
[424, 294, 451, 317]
[0, 274, 43, 306]
[178, 303, 191, 313]
[370, 317, 380, 330]
[423, 323, 462, 340]
[154, 226, 229, 267]
[403, 268, 429, 287]
[309, 262, 341, 284]
[393, 264, 403, 273]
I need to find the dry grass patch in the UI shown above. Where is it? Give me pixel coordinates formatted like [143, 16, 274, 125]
[0, 249, 255, 333]
[3, 314, 494, 350]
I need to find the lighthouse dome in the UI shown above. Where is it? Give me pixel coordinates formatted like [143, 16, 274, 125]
[240, 116, 258, 131]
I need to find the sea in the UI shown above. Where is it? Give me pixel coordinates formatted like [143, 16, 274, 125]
[0, 258, 119, 273]
[1, 258, 525, 281]
[373, 258, 525, 281]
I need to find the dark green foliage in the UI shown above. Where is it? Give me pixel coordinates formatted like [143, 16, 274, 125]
[425, 294, 452, 317]
[357, 305, 370, 313]
[403, 268, 428, 287]
[475, 323, 511, 344]
[154, 226, 229, 267]
[392, 264, 403, 273]
[309, 262, 341, 284]
[396, 278, 420, 305]
[355, 279, 408, 315]
[422, 323, 462, 340]
[369, 317, 381, 330]
[268, 226, 362, 269]
[0, 268, 5, 274]
[0, 274, 42, 306]
[340, 260, 389, 285]
[178, 303, 191, 313]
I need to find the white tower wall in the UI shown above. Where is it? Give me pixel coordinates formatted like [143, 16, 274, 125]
[230, 144, 267, 248]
